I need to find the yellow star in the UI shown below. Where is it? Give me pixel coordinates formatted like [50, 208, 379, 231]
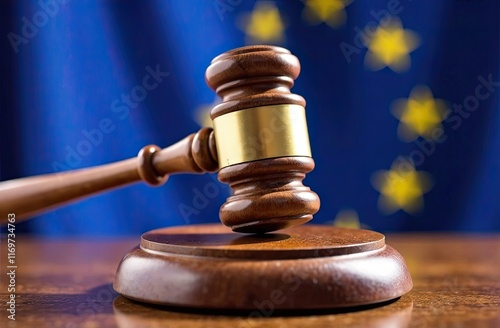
[193, 98, 220, 128]
[238, 1, 285, 44]
[364, 17, 419, 72]
[302, 0, 352, 28]
[392, 85, 448, 142]
[332, 209, 361, 229]
[371, 159, 433, 215]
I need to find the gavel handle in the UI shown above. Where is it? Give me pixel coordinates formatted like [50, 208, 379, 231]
[0, 127, 218, 225]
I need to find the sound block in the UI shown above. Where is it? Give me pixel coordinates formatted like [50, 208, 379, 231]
[113, 224, 412, 309]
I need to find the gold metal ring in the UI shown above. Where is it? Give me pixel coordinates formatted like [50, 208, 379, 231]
[213, 104, 312, 168]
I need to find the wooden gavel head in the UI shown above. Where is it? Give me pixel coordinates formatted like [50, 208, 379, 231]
[205, 45, 320, 233]
[0, 45, 320, 234]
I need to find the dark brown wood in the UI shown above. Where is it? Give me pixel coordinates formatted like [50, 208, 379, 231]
[0, 45, 320, 234]
[0, 45, 414, 320]
[206, 45, 306, 116]
[217, 157, 319, 233]
[113, 224, 412, 309]
[206, 45, 320, 233]
[0, 127, 218, 224]
[2, 234, 499, 327]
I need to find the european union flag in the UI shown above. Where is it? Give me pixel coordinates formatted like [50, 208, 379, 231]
[1, 0, 499, 235]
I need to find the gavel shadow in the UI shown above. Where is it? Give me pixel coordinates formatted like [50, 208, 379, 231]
[146, 232, 291, 247]
[16, 282, 412, 327]
[11, 284, 118, 325]
[112, 294, 414, 328]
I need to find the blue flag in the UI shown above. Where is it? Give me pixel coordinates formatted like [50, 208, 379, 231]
[1, 0, 499, 235]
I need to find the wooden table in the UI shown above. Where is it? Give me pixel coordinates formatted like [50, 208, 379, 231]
[0, 231, 499, 327]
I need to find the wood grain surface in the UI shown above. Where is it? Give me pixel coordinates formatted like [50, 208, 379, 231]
[206, 45, 320, 233]
[0, 232, 499, 327]
[114, 224, 411, 309]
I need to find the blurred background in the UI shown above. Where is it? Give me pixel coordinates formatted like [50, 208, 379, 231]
[1, 0, 499, 236]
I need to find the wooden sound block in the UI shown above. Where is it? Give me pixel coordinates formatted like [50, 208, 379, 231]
[113, 224, 412, 310]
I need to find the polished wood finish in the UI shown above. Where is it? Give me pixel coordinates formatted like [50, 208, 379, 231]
[206, 45, 306, 116]
[1, 234, 498, 327]
[206, 45, 320, 233]
[0, 127, 218, 224]
[0, 45, 320, 233]
[218, 158, 319, 233]
[0, 45, 412, 316]
[114, 224, 412, 309]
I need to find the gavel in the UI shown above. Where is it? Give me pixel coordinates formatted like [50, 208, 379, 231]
[0, 45, 320, 233]
[1, 45, 413, 309]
